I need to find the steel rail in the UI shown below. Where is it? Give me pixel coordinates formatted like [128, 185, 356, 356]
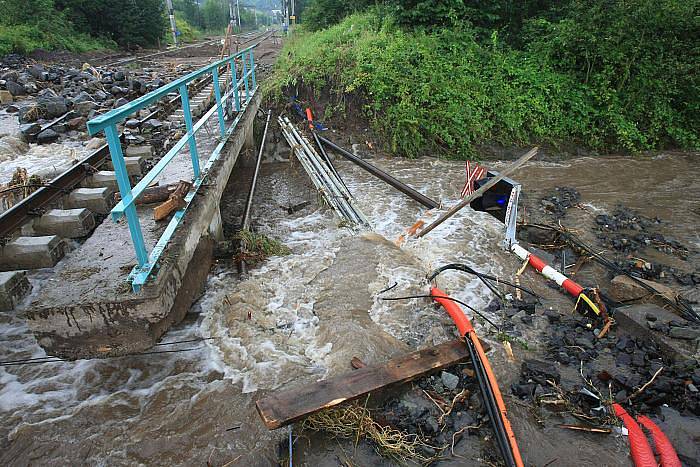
[0, 56, 235, 240]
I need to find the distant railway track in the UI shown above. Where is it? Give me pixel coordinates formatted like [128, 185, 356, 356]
[0, 29, 276, 242]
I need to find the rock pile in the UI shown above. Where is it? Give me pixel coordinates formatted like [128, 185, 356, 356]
[1, 54, 199, 145]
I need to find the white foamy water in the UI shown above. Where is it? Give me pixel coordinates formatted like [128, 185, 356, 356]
[0, 154, 517, 464]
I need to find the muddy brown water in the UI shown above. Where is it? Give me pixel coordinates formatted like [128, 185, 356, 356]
[1, 146, 698, 465]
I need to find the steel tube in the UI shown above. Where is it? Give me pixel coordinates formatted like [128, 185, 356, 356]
[317, 135, 438, 210]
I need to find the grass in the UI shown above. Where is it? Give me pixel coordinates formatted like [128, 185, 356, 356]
[235, 229, 291, 263]
[0, 23, 110, 56]
[266, 11, 698, 158]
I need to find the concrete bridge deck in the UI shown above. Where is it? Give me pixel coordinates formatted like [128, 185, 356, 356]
[26, 91, 261, 359]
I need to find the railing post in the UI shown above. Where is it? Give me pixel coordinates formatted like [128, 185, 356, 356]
[211, 67, 226, 137]
[179, 84, 201, 179]
[249, 50, 256, 90]
[242, 54, 250, 104]
[230, 57, 241, 112]
[104, 124, 149, 268]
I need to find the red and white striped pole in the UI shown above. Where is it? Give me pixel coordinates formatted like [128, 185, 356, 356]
[511, 243, 587, 301]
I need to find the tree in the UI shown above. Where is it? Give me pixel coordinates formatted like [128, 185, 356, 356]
[55, 0, 166, 48]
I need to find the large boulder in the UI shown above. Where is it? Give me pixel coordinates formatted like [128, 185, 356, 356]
[610, 275, 677, 303]
[5, 80, 26, 96]
[37, 97, 68, 118]
[37, 128, 60, 144]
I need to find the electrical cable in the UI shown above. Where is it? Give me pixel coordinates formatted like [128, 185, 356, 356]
[380, 294, 500, 330]
[427, 263, 540, 299]
[525, 223, 698, 321]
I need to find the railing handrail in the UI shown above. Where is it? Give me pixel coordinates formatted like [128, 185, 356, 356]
[86, 44, 257, 135]
[81, 41, 260, 292]
[108, 71, 253, 220]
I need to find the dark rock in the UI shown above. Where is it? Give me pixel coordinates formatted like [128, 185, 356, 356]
[110, 85, 126, 95]
[5, 80, 26, 96]
[94, 90, 108, 101]
[142, 118, 163, 130]
[543, 309, 561, 323]
[423, 416, 439, 434]
[511, 383, 536, 399]
[114, 97, 129, 107]
[20, 123, 42, 141]
[18, 106, 39, 123]
[37, 97, 68, 118]
[67, 116, 86, 130]
[441, 371, 460, 391]
[668, 326, 700, 340]
[575, 336, 595, 350]
[451, 412, 475, 431]
[616, 353, 632, 366]
[522, 359, 560, 385]
[114, 71, 126, 81]
[125, 119, 140, 129]
[36, 128, 59, 144]
[6, 104, 19, 113]
[1, 71, 19, 82]
[72, 91, 94, 104]
[28, 65, 47, 80]
[74, 101, 96, 117]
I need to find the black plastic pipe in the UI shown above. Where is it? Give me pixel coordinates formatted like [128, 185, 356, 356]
[316, 135, 439, 210]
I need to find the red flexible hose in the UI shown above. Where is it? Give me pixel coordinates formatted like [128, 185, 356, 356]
[611, 403, 657, 467]
[636, 415, 681, 467]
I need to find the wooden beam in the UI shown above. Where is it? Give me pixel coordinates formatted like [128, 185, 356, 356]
[255, 338, 474, 430]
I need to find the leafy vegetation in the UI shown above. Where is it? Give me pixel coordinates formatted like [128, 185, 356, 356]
[0, 0, 110, 55]
[272, 1, 699, 157]
[235, 229, 291, 264]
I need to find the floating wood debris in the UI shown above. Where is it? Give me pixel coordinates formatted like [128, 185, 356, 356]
[255, 339, 473, 430]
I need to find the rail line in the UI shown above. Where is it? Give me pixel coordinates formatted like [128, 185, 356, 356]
[0, 30, 276, 243]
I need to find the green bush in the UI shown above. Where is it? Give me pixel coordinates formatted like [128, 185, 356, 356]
[0, 17, 108, 56]
[269, 9, 699, 157]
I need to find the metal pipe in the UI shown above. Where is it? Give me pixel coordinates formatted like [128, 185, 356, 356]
[279, 118, 367, 226]
[317, 135, 439, 210]
[239, 110, 271, 275]
[312, 131, 351, 198]
[286, 119, 366, 225]
[242, 110, 271, 231]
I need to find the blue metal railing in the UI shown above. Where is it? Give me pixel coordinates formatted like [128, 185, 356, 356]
[87, 45, 258, 292]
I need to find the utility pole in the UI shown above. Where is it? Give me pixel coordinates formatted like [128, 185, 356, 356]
[165, 0, 178, 47]
[236, 0, 241, 29]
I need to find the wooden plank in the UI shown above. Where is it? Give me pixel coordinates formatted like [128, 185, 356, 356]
[255, 338, 473, 430]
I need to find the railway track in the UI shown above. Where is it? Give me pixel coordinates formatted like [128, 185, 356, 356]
[0, 30, 276, 273]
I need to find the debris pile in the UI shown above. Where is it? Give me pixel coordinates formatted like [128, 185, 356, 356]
[1, 55, 199, 145]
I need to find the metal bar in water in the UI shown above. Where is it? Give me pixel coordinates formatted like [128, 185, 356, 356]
[312, 131, 352, 198]
[317, 135, 439, 210]
[242, 110, 272, 231]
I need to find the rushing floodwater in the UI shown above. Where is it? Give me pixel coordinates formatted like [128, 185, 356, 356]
[1, 147, 698, 465]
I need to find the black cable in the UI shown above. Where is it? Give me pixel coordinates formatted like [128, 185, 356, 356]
[427, 263, 540, 299]
[467, 337, 517, 467]
[377, 282, 398, 294]
[0, 345, 205, 367]
[381, 294, 500, 330]
[547, 225, 698, 322]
